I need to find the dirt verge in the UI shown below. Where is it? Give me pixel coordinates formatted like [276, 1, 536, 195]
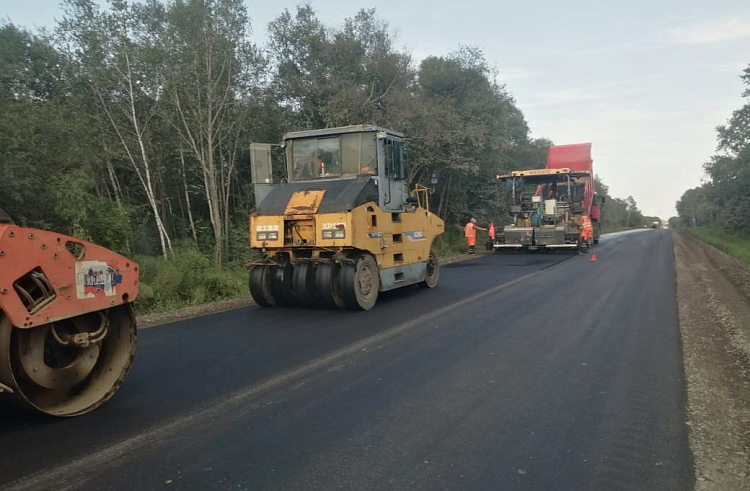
[136, 297, 255, 329]
[673, 230, 750, 490]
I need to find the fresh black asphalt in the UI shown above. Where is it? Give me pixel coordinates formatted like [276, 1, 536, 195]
[0, 229, 693, 490]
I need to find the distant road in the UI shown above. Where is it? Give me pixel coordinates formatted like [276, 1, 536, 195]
[0, 229, 693, 491]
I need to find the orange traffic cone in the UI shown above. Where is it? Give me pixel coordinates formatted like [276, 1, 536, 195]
[589, 253, 598, 262]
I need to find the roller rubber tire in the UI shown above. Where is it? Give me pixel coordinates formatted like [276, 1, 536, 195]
[249, 266, 275, 307]
[419, 247, 440, 289]
[291, 263, 316, 307]
[314, 263, 346, 309]
[339, 254, 380, 311]
[270, 263, 294, 307]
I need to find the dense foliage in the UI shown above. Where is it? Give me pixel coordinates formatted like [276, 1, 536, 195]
[0, 1, 554, 257]
[676, 64, 750, 233]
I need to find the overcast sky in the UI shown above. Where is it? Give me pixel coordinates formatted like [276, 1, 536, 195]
[2, 0, 748, 218]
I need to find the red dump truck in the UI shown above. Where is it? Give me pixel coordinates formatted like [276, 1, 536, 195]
[494, 143, 604, 252]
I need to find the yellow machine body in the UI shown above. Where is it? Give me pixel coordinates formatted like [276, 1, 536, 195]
[248, 125, 444, 310]
[250, 200, 443, 276]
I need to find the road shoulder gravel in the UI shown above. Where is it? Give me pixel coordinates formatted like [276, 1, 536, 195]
[673, 230, 750, 490]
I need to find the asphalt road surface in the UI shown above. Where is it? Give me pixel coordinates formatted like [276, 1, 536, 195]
[0, 229, 693, 491]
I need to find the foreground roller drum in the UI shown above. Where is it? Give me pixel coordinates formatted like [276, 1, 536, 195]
[0, 212, 139, 417]
[247, 125, 445, 310]
[0, 306, 136, 416]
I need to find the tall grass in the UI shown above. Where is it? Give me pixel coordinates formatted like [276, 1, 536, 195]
[434, 225, 494, 257]
[434, 226, 467, 257]
[683, 227, 750, 264]
[134, 247, 248, 314]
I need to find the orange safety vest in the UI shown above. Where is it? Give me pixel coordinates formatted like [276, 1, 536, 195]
[581, 216, 593, 240]
[489, 223, 495, 240]
[464, 222, 477, 238]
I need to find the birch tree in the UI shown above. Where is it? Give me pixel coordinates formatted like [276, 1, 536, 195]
[162, 0, 263, 263]
[59, 0, 174, 259]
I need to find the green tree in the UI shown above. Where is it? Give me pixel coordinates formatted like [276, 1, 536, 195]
[407, 47, 532, 224]
[58, 0, 175, 258]
[161, 0, 264, 263]
[678, 63, 750, 233]
[267, 6, 413, 129]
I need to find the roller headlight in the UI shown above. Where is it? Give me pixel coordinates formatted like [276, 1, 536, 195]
[322, 229, 345, 239]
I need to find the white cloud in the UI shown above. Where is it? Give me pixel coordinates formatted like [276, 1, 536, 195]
[668, 16, 750, 44]
[544, 39, 656, 57]
[522, 87, 608, 108]
[703, 61, 749, 74]
[519, 74, 667, 109]
[496, 67, 536, 82]
[603, 110, 661, 122]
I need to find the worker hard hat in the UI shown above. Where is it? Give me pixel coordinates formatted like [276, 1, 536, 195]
[471, 218, 477, 223]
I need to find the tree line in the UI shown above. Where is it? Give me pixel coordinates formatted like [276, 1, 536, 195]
[0, 0, 643, 265]
[594, 177, 650, 230]
[675, 64, 750, 233]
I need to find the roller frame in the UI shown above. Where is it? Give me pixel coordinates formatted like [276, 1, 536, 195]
[0, 223, 139, 416]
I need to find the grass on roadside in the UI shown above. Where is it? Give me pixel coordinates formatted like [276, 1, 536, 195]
[135, 247, 248, 315]
[434, 226, 467, 257]
[682, 226, 750, 264]
[433, 225, 494, 258]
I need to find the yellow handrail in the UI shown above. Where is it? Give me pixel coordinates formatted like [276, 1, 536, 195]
[411, 184, 430, 212]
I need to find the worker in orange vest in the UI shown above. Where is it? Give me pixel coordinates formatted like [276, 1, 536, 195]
[465, 218, 487, 255]
[581, 215, 593, 246]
